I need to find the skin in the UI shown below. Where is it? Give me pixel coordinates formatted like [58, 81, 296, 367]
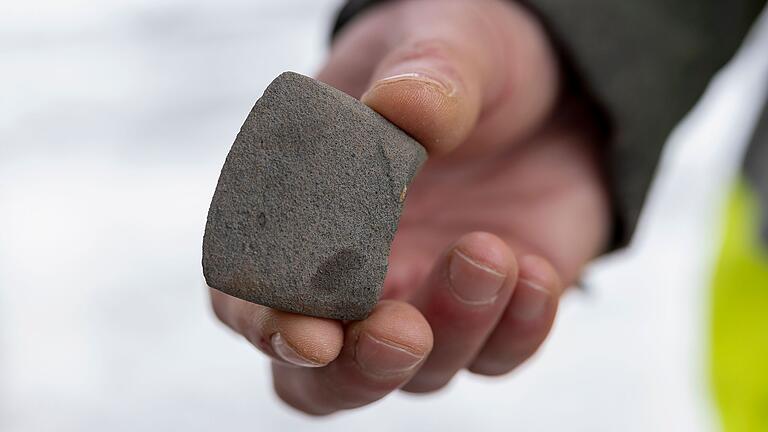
[211, 0, 611, 415]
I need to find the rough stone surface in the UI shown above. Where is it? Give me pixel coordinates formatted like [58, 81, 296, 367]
[203, 72, 427, 320]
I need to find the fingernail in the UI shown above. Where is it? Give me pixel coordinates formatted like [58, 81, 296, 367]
[355, 332, 424, 377]
[368, 72, 455, 96]
[509, 279, 550, 321]
[271, 333, 324, 368]
[448, 249, 506, 305]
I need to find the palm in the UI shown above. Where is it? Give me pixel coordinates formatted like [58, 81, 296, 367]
[384, 104, 610, 300]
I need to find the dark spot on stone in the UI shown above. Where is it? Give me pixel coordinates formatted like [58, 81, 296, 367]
[257, 212, 266, 229]
[310, 249, 365, 294]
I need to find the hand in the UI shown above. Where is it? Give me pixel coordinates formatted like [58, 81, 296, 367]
[211, 0, 611, 415]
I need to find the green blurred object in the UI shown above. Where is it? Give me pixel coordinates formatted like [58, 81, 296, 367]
[712, 180, 768, 431]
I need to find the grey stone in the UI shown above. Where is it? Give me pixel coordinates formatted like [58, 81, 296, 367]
[203, 72, 427, 320]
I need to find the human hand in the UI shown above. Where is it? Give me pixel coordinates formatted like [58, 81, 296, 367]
[211, 0, 611, 415]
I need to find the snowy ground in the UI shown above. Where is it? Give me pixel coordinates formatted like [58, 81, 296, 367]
[2, 1, 768, 431]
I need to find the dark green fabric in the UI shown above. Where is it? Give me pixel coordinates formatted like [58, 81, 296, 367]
[332, 0, 767, 249]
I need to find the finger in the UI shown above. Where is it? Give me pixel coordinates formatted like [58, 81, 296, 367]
[318, 0, 559, 155]
[402, 232, 517, 393]
[468, 255, 562, 375]
[272, 301, 432, 416]
[209, 289, 343, 367]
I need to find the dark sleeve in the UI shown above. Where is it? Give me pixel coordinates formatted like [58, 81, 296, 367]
[744, 101, 768, 245]
[332, 0, 766, 249]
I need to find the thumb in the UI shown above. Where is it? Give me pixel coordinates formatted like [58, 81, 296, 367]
[322, 0, 559, 156]
[358, 3, 494, 156]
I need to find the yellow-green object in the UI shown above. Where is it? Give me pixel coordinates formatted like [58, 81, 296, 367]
[712, 180, 768, 431]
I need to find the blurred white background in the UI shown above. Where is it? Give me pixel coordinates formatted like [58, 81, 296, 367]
[2, 1, 768, 431]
